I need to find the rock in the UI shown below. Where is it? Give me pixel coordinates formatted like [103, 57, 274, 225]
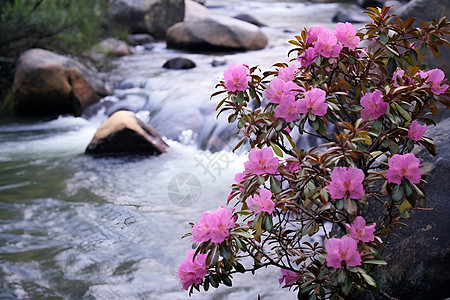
[162, 57, 196, 69]
[127, 33, 155, 45]
[166, 15, 268, 51]
[184, 0, 210, 22]
[357, 0, 386, 8]
[12, 49, 110, 116]
[85, 110, 168, 155]
[332, 5, 372, 23]
[362, 118, 450, 300]
[114, 77, 149, 89]
[108, 0, 185, 38]
[233, 13, 265, 27]
[89, 38, 131, 60]
[211, 57, 227, 67]
[191, 0, 205, 4]
[397, 0, 450, 77]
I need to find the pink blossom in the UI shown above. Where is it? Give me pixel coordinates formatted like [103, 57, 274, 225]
[393, 68, 413, 86]
[279, 268, 300, 286]
[325, 236, 362, 268]
[192, 206, 236, 243]
[385, 153, 422, 184]
[234, 171, 246, 183]
[244, 147, 279, 175]
[314, 28, 343, 58]
[274, 94, 301, 122]
[297, 88, 328, 116]
[286, 158, 300, 173]
[307, 25, 327, 45]
[407, 120, 426, 141]
[178, 249, 208, 290]
[327, 167, 365, 200]
[345, 216, 376, 242]
[419, 68, 449, 95]
[246, 187, 275, 214]
[297, 47, 317, 68]
[223, 63, 250, 92]
[360, 90, 388, 120]
[335, 22, 360, 50]
[278, 65, 299, 82]
[264, 78, 302, 104]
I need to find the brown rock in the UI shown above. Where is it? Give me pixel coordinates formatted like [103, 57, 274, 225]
[86, 110, 169, 155]
[184, 0, 210, 22]
[166, 15, 268, 51]
[89, 38, 131, 60]
[12, 49, 110, 116]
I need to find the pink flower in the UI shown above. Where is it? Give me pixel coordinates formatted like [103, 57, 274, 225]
[274, 94, 301, 122]
[385, 153, 422, 184]
[419, 68, 449, 95]
[223, 63, 250, 92]
[307, 25, 327, 45]
[335, 22, 360, 50]
[264, 78, 302, 104]
[360, 90, 388, 120]
[244, 147, 279, 175]
[314, 28, 343, 58]
[192, 206, 236, 243]
[286, 158, 300, 173]
[407, 120, 426, 141]
[325, 236, 362, 268]
[345, 216, 376, 242]
[279, 268, 300, 287]
[297, 88, 328, 116]
[327, 167, 365, 200]
[297, 47, 317, 68]
[234, 172, 246, 183]
[278, 64, 299, 82]
[178, 249, 208, 290]
[246, 187, 275, 214]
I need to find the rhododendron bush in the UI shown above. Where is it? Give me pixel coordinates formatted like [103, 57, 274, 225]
[178, 7, 450, 299]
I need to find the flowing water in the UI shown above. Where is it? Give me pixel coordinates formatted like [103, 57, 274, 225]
[0, 1, 355, 299]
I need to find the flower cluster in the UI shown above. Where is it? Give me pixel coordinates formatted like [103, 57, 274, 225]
[192, 206, 235, 243]
[178, 250, 208, 290]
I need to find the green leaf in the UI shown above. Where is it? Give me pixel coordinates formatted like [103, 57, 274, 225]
[361, 272, 377, 288]
[219, 243, 232, 261]
[363, 259, 387, 265]
[387, 57, 397, 74]
[219, 273, 232, 286]
[263, 213, 273, 232]
[270, 176, 282, 194]
[379, 31, 388, 44]
[210, 274, 219, 288]
[233, 261, 246, 273]
[270, 141, 284, 157]
[391, 184, 404, 202]
[343, 276, 353, 295]
[394, 102, 411, 122]
[222, 258, 233, 271]
[309, 118, 319, 131]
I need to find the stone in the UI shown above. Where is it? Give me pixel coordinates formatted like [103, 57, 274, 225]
[357, 0, 386, 8]
[89, 38, 131, 60]
[397, 0, 450, 77]
[162, 57, 196, 69]
[184, 0, 210, 22]
[85, 110, 168, 155]
[166, 15, 268, 52]
[233, 13, 265, 27]
[362, 117, 450, 300]
[12, 49, 110, 116]
[332, 5, 372, 24]
[127, 33, 155, 45]
[108, 0, 185, 38]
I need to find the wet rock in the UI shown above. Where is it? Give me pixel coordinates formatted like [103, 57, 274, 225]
[362, 117, 450, 300]
[86, 110, 168, 155]
[114, 77, 149, 90]
[166, 15, 268, 52]
[357, 0, 386, 8]
[184, 0, 210, 21]
[12, 49, 110, 116]
[163, 57, 196, 69]
[89, 38, 131, 60]
[233, 13, 266, 27]
[211, 57, 227, 67]
[127, 33, 155, 46]
[105, 94, 149, 115]
[397, 0, 450, 77]
[332, 5, 372, 23]
[108, 0, 185, 38]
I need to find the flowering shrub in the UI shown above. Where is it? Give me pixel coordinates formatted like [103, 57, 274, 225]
[179, 7, 450, 299]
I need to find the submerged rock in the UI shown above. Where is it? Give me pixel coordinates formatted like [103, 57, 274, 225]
[166, 15, 268, 51]
[86, 110, 168, 155]
[12, 49, 110, 116]
[163, 57, 196, 69]
[233, 13, 266, 27]
[127, 33, 155, 46]
[108, 0, 185, 38]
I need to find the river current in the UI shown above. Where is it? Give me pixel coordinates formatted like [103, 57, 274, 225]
[0, 1, 355, 299]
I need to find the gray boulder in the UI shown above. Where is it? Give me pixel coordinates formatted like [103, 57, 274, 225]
[233, 13, 265, 27]
[109, 0, 185, 38]
[184, 0, 210, 22]
[166, 15, 268, 51]
[362, 117, 450, 300]
[86, 110, 168, 155]
[163, 57, 196, 69]
[12, 49, 110, 116]
[357, 0, 386, 8]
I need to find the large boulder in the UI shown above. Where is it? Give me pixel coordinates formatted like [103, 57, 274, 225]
[362, 118, 450, 300]
[397, 0, 450, 77]
[88, 38, 131, 60]
[184, 0, 210, 22]
[166, 15, 268, 51]
[86, 110, 168, 155]
[12, 49, 110, 116]
[108, 0, 185, 38]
